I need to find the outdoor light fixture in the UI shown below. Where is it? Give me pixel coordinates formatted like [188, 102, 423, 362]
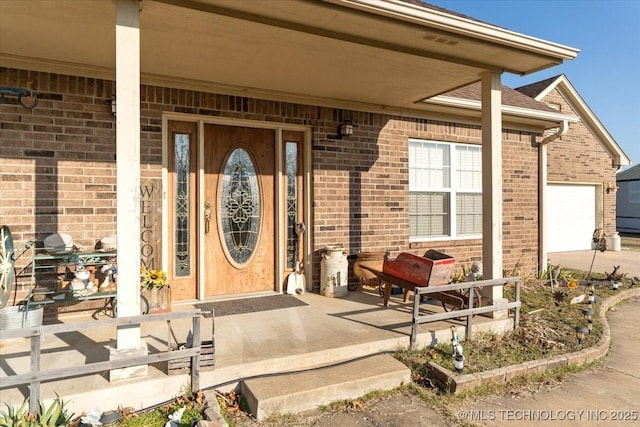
[108, 96, 116, 115]
[612, 281, 620, 290]
[582, 308, 594, 334]
[575, 325, 589, 344]
[588, 284, 596, 305]
[455, 354, 464, 373]
[338, 122, 354, 138]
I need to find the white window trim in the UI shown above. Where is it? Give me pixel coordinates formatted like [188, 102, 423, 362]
[409, 139, 482, 242]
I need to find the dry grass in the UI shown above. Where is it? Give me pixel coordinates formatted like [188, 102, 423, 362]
[396, 266, 629, 375]
[621, 233, 640, 251]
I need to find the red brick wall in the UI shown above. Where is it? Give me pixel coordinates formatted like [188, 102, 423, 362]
[543, 88, 618, 236]
[1, 67, 547, 299]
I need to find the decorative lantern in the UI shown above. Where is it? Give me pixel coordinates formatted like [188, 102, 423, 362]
[582, 308, 594, 334]
[454, 354, 464, 373]
[575, 325, 589, 344]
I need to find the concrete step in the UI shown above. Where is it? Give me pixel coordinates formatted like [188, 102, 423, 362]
[240, 353, 411, 420]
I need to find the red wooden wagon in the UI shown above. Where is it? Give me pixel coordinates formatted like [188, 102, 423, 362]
[361, 250, 481, 312]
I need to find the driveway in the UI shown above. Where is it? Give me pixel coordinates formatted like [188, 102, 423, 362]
[549, 248, 640, 279]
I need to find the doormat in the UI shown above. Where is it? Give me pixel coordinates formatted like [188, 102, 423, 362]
[196, 295, 308, 317]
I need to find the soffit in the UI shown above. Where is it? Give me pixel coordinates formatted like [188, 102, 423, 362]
[0, 0, 577, 112]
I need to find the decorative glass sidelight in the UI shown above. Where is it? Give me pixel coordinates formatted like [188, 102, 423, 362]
[221, 148, 260, 265]
[174, 134, 191, 276]
[286, 143, 298, 269]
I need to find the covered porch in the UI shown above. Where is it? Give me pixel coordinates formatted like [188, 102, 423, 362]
[0, 288, 514, 414]
[0, 0, 576, 408]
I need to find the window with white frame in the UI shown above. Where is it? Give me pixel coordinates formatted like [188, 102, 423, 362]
[409, 139, 482, 239]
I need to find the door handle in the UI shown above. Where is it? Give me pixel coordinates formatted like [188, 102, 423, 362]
[204, 201, 212, 235]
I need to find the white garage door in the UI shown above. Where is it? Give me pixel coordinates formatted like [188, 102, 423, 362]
[547, 184, 596, 252]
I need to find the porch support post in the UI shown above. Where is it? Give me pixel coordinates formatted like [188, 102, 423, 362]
[480, 71, 506, 315]
[115, 0, 142, 349]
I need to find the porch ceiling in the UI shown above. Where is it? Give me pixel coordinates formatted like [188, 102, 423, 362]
[0, 0, 578, 112]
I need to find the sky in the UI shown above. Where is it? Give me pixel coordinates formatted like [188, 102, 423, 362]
[430, 0, 640, 169]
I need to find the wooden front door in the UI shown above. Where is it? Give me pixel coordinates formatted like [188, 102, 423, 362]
[203, 124, 276, 296]
[167, 120, 306, 300]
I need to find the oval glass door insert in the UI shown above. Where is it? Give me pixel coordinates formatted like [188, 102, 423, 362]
[220, 148, 260, 266]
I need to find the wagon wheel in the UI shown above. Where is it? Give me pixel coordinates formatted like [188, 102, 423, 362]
[441, 288, 482, 315]
[0, 225, 16, 309]
[112, 294, 149, 317]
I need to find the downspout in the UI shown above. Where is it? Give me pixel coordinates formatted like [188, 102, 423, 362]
[538, 120, 569, 273]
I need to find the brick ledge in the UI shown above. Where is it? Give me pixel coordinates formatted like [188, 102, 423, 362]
[428, 287, 640, 394]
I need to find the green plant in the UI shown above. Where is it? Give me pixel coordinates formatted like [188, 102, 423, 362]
[37, 395, 74, 426]
[452, 264, 482, 283]
[538, 264, 574, 286]
[117, 389, 205, 426]
[0, 395, 74, 427]
[0, 399, 31, 426]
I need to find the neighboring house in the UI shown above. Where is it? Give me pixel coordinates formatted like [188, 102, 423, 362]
[1, 0, 628, 333]
[617, 164, 640, 233]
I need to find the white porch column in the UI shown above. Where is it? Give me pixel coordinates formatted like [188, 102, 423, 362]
[480, 71, 506, 310]
[115, 0, 141, 349]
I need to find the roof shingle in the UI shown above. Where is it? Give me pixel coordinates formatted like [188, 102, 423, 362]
[617, 164, 640, 181]
[514, 75, 562, 98]
[442, 82, 559, 113]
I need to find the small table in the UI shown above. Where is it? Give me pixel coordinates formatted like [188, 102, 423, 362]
[28, 288, 118, 316]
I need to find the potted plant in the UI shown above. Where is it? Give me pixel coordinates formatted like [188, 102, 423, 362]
[140, 266, 171, 313]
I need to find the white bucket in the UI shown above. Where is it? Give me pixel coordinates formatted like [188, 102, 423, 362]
[0, 305, 44, 330]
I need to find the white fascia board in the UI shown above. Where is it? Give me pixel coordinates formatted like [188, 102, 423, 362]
[425, 95, 579, 125]
[540, 75, 631, 166]
[326, 0, 579, 61]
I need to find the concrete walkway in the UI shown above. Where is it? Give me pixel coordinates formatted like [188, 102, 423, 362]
[461, 297, 640, 427]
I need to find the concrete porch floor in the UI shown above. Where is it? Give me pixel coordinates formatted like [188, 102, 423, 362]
[0, 287, 514, 415]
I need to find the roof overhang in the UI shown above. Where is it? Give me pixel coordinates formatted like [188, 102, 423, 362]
[424, 94, 579, 131]
[0, 0, 579, 116]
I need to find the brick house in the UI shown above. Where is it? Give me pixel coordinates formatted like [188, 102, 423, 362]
[515, 75, 629, 252]
[4, 0, 628, 343]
